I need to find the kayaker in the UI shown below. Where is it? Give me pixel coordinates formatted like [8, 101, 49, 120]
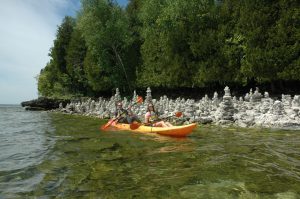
[144, 103, 173, 127]
[114, 101, 140, 124]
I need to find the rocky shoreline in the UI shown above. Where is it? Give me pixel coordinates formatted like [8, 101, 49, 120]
[47, 87, 300, 130]
[21, 97, 70, 111]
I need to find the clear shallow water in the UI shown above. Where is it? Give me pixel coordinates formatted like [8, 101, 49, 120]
[0, 105, 300, 198]
[0, 105, 55, 198]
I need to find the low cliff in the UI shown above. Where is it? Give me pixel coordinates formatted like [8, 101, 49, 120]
[21, 97, 70, 111]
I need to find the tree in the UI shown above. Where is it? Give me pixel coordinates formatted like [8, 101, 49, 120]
[50, 16, 75, 74]
[275, 0, 300, 81]
[66, 26, 89, 96]
[37, 0, 300, 97]
[78, 0, 134, 93]
[125, 0, 144, 87]
[138, 0, 225, 88]
[37, 16, 75, 97]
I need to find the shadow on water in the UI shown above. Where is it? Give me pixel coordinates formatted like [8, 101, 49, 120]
[1, 110, 300, 198]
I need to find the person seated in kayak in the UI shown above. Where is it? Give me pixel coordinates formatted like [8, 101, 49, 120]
[144, 103, 173, 127]
[114, 101, 140, 124]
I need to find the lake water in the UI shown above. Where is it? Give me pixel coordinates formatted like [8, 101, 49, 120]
[0, 105, 300, 198]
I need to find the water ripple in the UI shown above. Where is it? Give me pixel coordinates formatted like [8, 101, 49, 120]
[0, 105, 55, 197]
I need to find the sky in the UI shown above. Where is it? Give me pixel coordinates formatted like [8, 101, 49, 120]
[0, 0, 128, 104]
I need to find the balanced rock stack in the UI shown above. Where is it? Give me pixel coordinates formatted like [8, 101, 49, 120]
[251, 87, 263, 103]
[55, 86, 300, 130]
[184, 99, 195, 119]
[291, 96, 300, 118]
[114, 88, 121, 102]
[271, 100, 285, 117]
[282, 94, 294, 117]
[145, 87, 152, 104]
[214, 86, 235, 124]
[211, 92, 219, 110]
[260, 92, 273, 114]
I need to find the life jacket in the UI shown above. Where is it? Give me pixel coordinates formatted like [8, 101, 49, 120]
[115, 108, 128, 117]
[148, 111, 159, 123]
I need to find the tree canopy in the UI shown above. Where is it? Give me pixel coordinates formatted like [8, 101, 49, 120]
[38, 0, 300, 98]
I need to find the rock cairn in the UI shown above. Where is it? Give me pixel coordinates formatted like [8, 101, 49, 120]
[57, 87, 300, 130]
[145, 87, 152, 103]
[214, 86, 235, 124]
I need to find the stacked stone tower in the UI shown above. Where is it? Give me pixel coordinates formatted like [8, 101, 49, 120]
[215, 86, 235, 124]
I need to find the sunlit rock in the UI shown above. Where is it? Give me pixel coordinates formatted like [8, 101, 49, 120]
[59, 86, 300, 129]
[183, 99, 195, 119]
[145, 87, 152, 103]
[211, 92, 220, 110]
[250, 87, 262, 103]
[215, 86, 235, 124]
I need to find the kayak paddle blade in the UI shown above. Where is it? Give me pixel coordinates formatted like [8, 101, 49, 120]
[101, 119, 114, 130]
[175, 112, 183, 117]
[130, 122, 141, 130]
[137, 96, 143, 104]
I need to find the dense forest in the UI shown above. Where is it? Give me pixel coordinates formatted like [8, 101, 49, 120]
[37, 0, 300, 98]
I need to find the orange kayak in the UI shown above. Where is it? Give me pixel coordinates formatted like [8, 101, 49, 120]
[111, 123, 197, 137]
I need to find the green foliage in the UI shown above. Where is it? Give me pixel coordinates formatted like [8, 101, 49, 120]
[78, 0, 134, 93]
[37, 63, 54, 97]
[83, 49, 113, 92]
[275, 0, 300, 80]
[66, 26, 90, 96]
[38, 16, 75, 98]
[125, 0, 144, 87]
[138, 0, 197, 87]
[37, 0, 300, 98]
[38, 61, 72, 98]
[50, 16, 75, 74]
[237, 0, 300, 83]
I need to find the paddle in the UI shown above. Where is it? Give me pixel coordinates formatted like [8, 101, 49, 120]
[101, 96, 143, 130]
[130, 111, 183, 130]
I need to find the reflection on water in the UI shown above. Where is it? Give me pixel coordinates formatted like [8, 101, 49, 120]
[1, 110, 300, 198]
